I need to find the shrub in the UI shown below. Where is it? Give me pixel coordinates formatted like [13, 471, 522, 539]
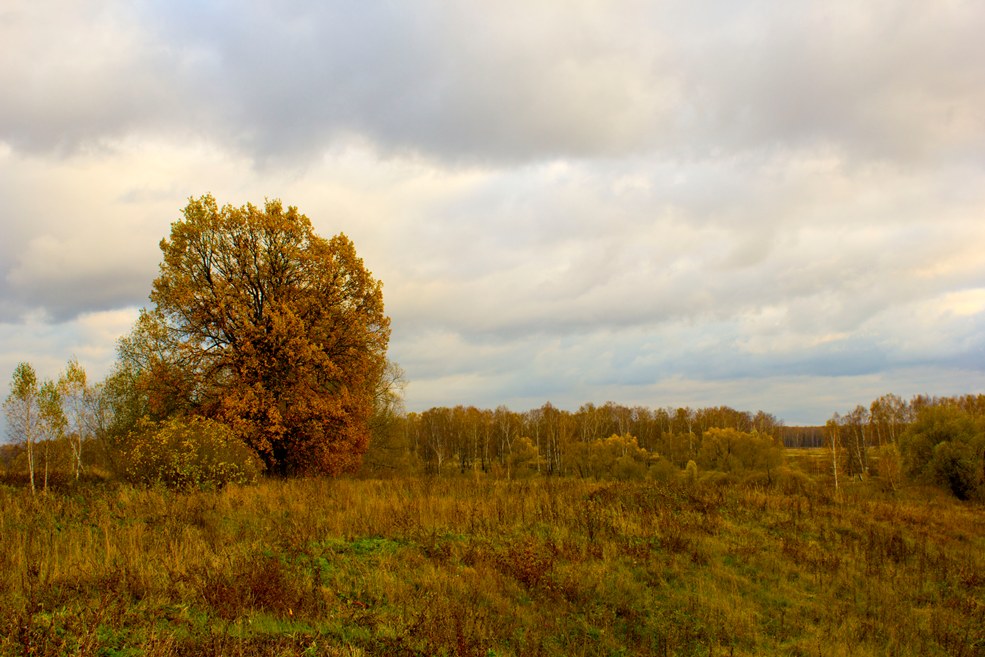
[684, 459, 699, 485]
[124, 416, 263, 491]
[928, 441, 980, 501]
[872, 443, 902, 492]
[900, 404, 984, 500]
[744, 466, 816, 496]
[646, 456, 679, 483]
[696, 428, 783, 475]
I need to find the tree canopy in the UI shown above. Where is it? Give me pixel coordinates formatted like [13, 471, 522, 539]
[133, 194, 390, 475]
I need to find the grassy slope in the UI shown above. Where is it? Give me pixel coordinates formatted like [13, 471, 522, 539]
[1, 476, 983, 657]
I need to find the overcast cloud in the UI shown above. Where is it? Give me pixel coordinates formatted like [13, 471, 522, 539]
[1, 0, 983, 426]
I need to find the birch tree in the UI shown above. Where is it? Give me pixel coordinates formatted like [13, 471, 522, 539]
[4, 363, 40, 493]
[37, 379, 66, 492]
[58, 358, 90, 480]
[824, 415, 842, 498]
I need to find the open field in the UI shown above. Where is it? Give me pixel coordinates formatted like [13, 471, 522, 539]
[2, 475, 983, 656]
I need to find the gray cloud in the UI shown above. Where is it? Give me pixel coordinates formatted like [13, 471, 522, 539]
[397, 316, 985, 423]
[665, 1, 985, 161]
[1, 0, 666, 163]
[5, 1, 982, 166]
[0, 2, 184, 153]
[0, 153, 169, 321]
[0, 264, 151, 324]
[385, 153, 985, 341]
[143, 0, 671, 164]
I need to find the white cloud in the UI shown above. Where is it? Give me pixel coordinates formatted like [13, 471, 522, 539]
[940, 289, 985, 317]
[0, 307, 139, 388]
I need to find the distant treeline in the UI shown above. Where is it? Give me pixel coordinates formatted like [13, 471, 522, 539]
[782, 426, 825, 448]
[5, 381, 983, 499]
[368, 402, 786, 478]
[366, 394, 985, 494]
[783, 394, 985, 449]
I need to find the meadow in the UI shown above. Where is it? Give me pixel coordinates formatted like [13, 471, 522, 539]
[2, 467, 983, 657]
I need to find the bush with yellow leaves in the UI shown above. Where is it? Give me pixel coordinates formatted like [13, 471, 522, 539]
[124, 415, 263, 491]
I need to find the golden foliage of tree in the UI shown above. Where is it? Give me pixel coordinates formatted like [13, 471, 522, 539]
[145, 195, 390, 475]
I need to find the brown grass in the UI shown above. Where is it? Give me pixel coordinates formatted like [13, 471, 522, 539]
[1, 475, 983, 656]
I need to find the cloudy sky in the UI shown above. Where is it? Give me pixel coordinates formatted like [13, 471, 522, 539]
[2, 0, 984, 426]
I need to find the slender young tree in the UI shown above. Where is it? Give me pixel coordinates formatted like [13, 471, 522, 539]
[37, 379, 66, 492]
[494, 405, 518, 469]
[4, 363, 40, 493]
[58, 358, 90, 480]
[824, 415, 842, 498]
[843, 406, 870, 478]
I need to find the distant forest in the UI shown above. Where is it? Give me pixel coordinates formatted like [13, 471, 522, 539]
[364, 393, 985, 482]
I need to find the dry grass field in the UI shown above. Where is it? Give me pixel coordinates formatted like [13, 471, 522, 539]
[2, 473, 983, 656]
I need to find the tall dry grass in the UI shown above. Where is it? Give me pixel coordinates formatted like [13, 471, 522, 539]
[1, 475, 983, 656]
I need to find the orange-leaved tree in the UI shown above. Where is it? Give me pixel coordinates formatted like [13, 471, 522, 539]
[140, 194, 390, 476]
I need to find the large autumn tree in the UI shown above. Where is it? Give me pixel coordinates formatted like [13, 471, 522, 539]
[141, 194, 390, 475]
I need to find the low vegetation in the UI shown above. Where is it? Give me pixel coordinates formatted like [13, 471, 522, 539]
[1, 468, 983, 657]
[4, 375, 985, 655]
[121, 416, 263, 491]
